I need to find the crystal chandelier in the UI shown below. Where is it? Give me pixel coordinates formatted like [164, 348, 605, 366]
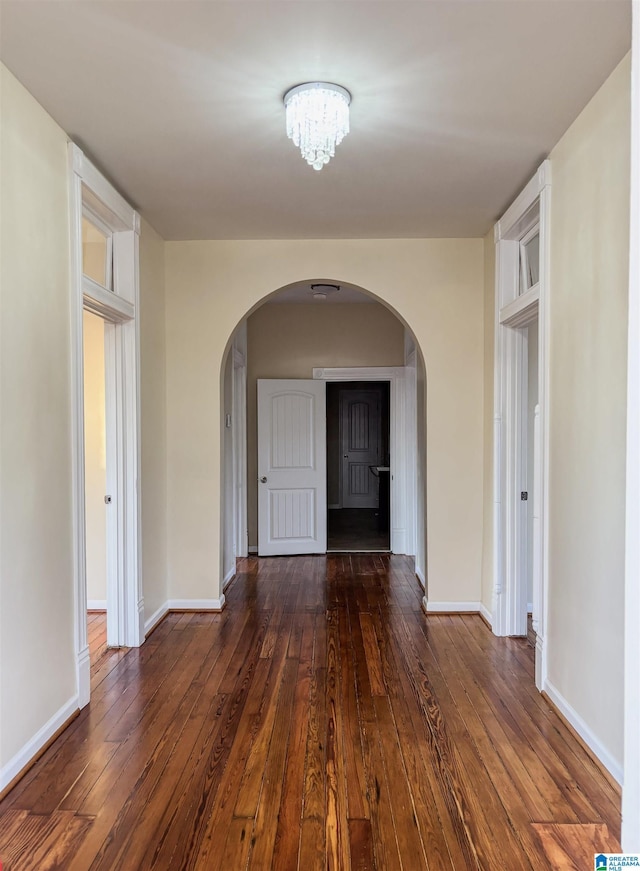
[284, 82, 351, 171]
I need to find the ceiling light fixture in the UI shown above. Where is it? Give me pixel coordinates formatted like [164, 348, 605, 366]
[284, 82, 351, 171]
[311, 283, 340, 300]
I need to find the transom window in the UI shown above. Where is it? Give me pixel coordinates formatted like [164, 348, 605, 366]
[82, 214, 113, 290]
[519, 226, 540, 295]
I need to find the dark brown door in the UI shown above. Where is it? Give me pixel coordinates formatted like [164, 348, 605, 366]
[339, 388, 383, 509]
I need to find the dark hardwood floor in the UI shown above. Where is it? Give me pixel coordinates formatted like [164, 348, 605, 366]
[0, 555, 621, 869]
[327, 509, 390, 551]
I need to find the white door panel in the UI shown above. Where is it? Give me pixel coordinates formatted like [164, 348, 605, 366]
[258, 379, 327, 555]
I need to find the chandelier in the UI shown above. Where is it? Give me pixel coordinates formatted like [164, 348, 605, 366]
[284, 82, 351, 171]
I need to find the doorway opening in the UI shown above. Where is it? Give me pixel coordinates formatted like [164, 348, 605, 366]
[327, 381, 390, 551]
[70, 143, 143, 706]
[82, 309, 109, 662]
[523, 318, 539, 648]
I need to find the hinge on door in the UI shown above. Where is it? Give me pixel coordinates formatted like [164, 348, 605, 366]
[520, 491, 528, 501]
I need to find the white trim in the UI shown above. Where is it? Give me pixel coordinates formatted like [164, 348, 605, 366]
[479, 603, 493, 626]
[69, 153, 90, 708]
[69, 143, 143, 712]
[415, 566, 426, 589]
[144, 603, 169, 637]
[499, 285, 540, 327]
[223, 566, 236, 590]
[493, 160, 551, 696]
[313, 366, 414, 557]
[82, 277, 135, 321]
[232, 327, 248, 559]
[423, 600, 484, 613]
[166, 597, 226, 611]
[544, 679, 623, 786]
[71, 144, 136, 232]
[87, 600, 107, 610]
[249, 546, 258, 555]
[0, 695, 79, 792]
[494, 162, 549, 243]
[623, 0, 640, 851]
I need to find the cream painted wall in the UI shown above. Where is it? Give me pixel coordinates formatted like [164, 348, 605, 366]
[548, 54, 630, 767]
[164, 239, 484, 605]
[481, 230, 495, 612]
[245, 302, 405, 548]
[0, 66, 76, 769]
[139, 217, 168, 622]
[82, 311, 107, 604]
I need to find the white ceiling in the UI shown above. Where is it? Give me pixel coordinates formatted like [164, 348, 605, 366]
[0, 1, 631, 241]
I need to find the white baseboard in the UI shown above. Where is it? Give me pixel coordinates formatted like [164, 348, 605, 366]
[543, 678, 623, 785]
[527, 602, 533, 613]
[415, 566, 426, 588]
[0, 694, 79, 792]
[424, 600, 483, 613]
[391, 528, 407, 556]
[222, 566, 236, 590]
[248, 546, 258, 555]
[479, 602, 493, 626]
[144, 603, 169, 637]
[87, 599, 106, 610]
[166, 596, 226, 612]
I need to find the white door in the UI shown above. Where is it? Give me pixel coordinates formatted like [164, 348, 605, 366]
[257, 379, 327, 556]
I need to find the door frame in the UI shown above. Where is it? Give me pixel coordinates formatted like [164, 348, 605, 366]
[313, 366, 413, 556]
[69, 144, 143, 707]
[623, 0, 640, 850]
[336, 382, 388, 511]
[493, 160, 550, 692]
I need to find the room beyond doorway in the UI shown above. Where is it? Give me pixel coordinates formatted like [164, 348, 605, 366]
[327, 381, 390, 551]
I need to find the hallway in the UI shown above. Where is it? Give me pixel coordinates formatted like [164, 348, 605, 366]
[0, 555, 621, 869]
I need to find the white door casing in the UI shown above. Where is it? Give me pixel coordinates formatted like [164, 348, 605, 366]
[257, 379, 327, 555]
[313, 366, 413, 559]
[493, 160, 550, 694]
[69, 143, 143, 708]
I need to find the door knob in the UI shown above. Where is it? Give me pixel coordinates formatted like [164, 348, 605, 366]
[260, 476, 267, 483]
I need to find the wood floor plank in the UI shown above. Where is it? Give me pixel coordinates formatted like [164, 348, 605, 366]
[271, 659, 312, 870]
[0, 555, 622, 870]
[532, 822, 621, 869]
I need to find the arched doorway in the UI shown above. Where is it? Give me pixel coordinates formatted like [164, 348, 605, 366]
[219, 279, 428, 597]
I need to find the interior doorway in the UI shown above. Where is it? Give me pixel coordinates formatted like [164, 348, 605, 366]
[82, 309, 109, 660]
[327, 381, 391, 551]
[524, 319, 539, 647]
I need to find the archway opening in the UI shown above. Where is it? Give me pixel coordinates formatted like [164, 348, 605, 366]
[219, 278, 428, 594]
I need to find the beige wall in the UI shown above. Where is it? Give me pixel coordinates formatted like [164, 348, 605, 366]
[547, 54, 630, 766]
[481, 230, 495, 611]
[165, 239, 484, 604]
[83, 311, 107, 604]
[139, 218, 168, 622]
[245, 302, 405, 547]
[0, 66, 76, 769]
